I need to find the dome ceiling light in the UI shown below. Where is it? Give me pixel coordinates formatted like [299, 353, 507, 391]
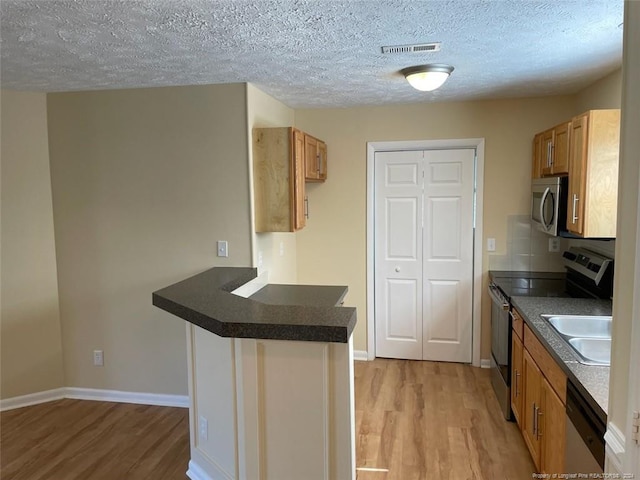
[400, 64, 455, 92]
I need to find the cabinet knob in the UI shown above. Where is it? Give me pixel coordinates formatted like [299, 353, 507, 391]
[395, 267, 401, 272]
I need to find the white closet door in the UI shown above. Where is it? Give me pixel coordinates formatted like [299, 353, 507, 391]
[422, 148, 474, 362]
[374, 148, 474, 363]
[374, 150, 424, 360]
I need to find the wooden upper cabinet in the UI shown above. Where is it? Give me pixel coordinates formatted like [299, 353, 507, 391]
[566, 109, 621, 238]
[304, 134, 327, 182]
[532, 133, 544, 179]
[567, 114, 587, 236]
[317, 140, 327, 181]
[552, 121, 571, 175]
[539, 122, 570, 177]
[292, 129, 307, 231]
[253, 127, 306, 232]
[540, 128, 555, 177]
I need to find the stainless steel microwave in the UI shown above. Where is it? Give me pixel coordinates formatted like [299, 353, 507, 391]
[531, 176, 568, 236]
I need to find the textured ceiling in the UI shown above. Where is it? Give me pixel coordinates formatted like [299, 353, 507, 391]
[0, 0, 624, 108]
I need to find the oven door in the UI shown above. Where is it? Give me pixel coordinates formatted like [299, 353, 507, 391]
[489, 283, 512, 420]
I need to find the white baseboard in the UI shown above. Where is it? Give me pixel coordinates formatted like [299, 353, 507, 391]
[354, 350, 369, 361]
[0, 388, 67, 412]
[65, 388, 189, 408]
[186, 460, 214, 480]
[604, 421, 626, 473]
[480, 358, 491, 369]
[1, 387, 188, 412]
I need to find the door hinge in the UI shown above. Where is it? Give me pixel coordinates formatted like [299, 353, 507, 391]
[633, 411, 640, 445]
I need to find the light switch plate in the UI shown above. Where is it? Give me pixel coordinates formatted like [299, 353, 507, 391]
[217, 240, 228, 257]
[487, 238, 496, 252]
[93, 350, 104, 366]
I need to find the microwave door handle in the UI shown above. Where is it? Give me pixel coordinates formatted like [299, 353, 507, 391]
[539, 187, 551, 230]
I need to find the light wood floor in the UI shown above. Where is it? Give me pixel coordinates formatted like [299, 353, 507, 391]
[0, 399, 190, 480]
[1, 359, 533, 480]
[355, 358, 535, 480]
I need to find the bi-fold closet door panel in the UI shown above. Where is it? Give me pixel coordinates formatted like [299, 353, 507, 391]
[374, 150, 424, 360]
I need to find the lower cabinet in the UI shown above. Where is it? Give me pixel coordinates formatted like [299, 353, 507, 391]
[513, 312, 567, 474]
[511, 334, 524, 424]
[541, 380, 566, 473]
[522, 350, 542, 469]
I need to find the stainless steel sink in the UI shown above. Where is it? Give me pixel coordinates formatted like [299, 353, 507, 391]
[541, 315, 612, 338]
[541, 314, 612, 366]
[567, 337, 612, 366]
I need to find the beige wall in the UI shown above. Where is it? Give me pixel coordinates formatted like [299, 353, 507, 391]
[609, 1, 640, 444]
[47, 84, 252, 394]
[575, 69, 622, 113]
[246, 84, 298, 284]
[1, 90, 65, 399]
[295, 96, 576, 355]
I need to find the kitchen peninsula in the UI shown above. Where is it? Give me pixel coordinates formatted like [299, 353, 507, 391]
[153, 267, 357, 480]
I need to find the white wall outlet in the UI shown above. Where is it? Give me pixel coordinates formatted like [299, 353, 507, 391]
[548, 237, 560, 252]
[487, 238, 496, 252]
[257, 250, 263, 268]
[198, 415, 208, 441]
[279, 241, 285, 257]
[93, 350, 104, 366]
[217, 240, 228, 257]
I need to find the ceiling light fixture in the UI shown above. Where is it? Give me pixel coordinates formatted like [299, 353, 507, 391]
[400, 64, 454, 92]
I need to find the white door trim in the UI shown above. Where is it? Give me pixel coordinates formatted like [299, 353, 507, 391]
[366, 139, 485, 367]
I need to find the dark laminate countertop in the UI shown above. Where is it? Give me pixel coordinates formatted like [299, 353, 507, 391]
[489, 270, 568, 299]
[249, 284, 348, 307]
[152, 267, 356, 343]
[510, 296, 612, 422]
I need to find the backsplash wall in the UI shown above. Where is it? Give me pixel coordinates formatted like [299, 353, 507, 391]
[489, 215, 616, 272]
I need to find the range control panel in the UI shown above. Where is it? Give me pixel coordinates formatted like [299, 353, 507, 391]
[563, 247, 613, 285]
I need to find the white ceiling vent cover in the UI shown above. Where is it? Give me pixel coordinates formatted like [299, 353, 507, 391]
[381, 43, 441, 54]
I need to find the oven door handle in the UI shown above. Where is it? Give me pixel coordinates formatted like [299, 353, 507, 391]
[488, 285, 509, 311]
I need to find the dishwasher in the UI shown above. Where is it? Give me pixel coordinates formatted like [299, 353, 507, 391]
[565, 381, 605, 473]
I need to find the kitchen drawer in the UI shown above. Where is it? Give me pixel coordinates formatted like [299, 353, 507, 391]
[524, 324, 567, 404]
[512, 308, 524, 341]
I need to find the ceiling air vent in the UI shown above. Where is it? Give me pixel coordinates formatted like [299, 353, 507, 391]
[381, 43, 441, 54]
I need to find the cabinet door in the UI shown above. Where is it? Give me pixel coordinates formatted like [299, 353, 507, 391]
[511, 334, 524, 426]
[304, 134, 320, 181]
[552, 121, 571, 175]
[541, 129, 555, 176]
[567, 113, 588, 235]
[532, 133, 544, 179]
[292, 129, 307, 230]
[317, 140, 327, 181]
[522, 350, 542, 470]
[540, 378, 566, 474]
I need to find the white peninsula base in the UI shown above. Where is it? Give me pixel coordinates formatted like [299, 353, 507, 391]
[185, 323, 356, 480]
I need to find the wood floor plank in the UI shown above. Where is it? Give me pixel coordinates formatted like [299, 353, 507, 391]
[1, 399, 189, 480]
[355, 358, 536, 480]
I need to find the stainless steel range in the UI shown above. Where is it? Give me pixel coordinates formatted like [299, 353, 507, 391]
[488, 247, 613, 420]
